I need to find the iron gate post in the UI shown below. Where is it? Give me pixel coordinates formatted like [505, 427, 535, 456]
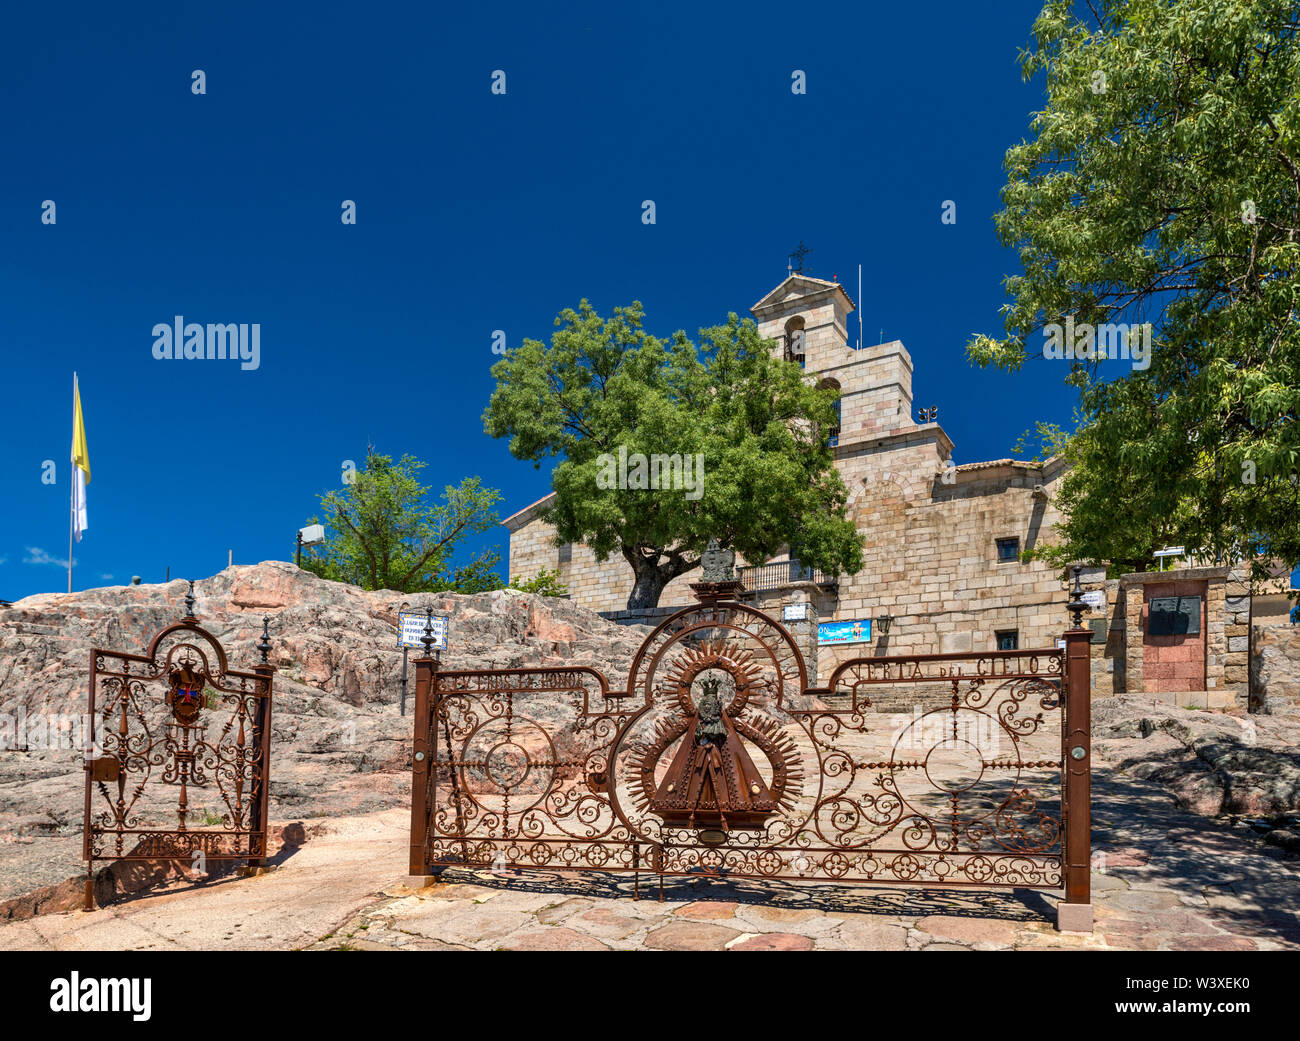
[1060, 622, 1093, 932]
[82, 650, 99, 911]
[247, 617, 276, 869]
[408, 653, 435, 876]
[247, 660, 276, 868]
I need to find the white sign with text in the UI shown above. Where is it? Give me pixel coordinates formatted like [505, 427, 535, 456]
[398, 612, 448, 651]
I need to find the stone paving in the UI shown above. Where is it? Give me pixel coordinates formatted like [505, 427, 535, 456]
[0, 811, 408, 951]
[304, 763, 1298, 952]
[2, 761, 1295, 951]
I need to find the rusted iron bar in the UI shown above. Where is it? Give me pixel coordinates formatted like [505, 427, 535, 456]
[408, 654, 435, 875]
[1061, 625, 1093, 926]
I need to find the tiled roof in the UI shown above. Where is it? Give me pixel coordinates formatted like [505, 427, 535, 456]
[501, 492, 556, 528]
[954, 456, 1058, 472]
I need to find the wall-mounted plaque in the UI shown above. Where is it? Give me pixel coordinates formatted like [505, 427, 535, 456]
[1087, 618, 1107, 642]
[1148, 595, 1201, 636]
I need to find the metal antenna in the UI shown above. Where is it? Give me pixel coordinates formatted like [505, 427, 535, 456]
[858, 264, 863, 349]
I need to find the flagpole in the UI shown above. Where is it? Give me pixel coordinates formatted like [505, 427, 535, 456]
[68, 372, 76, 594]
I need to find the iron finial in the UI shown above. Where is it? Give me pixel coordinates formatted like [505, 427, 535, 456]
[184, 579, 197, 619]
[257, 615, 273, 663]
[421, 605, 435, 657]
[1067, 565, 1087, 629]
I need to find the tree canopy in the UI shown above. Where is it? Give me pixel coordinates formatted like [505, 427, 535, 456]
[968, 0, 1299, 579]
[483, 301, 863, 608]
[300, 448, 502, 593]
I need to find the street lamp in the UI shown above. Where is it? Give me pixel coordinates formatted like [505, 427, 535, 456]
[296, 524, 325, 567]
[877, 612, 894, 636]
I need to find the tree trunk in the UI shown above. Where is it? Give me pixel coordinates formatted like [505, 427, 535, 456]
[627, 565, 669, 610]
[623, 546, 698, 610]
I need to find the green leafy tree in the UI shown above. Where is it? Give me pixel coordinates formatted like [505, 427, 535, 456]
[301, 448, 503, 593]
[438, 556, 506, 594]
[509, 567, 569, 597]
[1012, 419, 1194, 574]
[484, 301, 863, 609]
[967, 0, 1300, 580]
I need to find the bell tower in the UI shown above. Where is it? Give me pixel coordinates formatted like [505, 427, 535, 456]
[750, 273, 854, 373]
[750, 271, 914, 441]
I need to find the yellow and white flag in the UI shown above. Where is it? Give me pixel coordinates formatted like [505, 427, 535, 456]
[71, 373, 91, 541]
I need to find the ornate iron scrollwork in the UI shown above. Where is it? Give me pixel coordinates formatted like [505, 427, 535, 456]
[414, 591, 1068, 892]
[83, 599, 276, 909]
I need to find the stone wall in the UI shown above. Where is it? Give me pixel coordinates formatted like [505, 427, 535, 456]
[501, 274, 1293, 706]
[508, 512, 702, 614]
[1138, 578, 1208, 693]
[826, 455, 1071, 671]
[1118, 566, 1249, 709]
[505, 273, 1080, 678]
[1252, 623, 1300, 716]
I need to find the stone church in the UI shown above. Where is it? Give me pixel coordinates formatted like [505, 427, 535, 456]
[504, 273, 1293, 710]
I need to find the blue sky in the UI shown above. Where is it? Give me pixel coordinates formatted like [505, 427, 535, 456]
[0, 0, 1084, 600]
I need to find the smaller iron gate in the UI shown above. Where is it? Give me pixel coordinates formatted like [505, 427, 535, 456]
[82, 584, 276, 908]
[408, 575, 1093, 921]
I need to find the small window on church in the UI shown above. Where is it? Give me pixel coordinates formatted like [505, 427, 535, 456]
[557, 542, 572, 564]
[996, 537, 1020, 562]
[819, 378, 841, 447]
[995, 630, 1019, 651]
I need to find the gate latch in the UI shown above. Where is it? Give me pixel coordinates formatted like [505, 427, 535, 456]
[85, 756, 121, 782]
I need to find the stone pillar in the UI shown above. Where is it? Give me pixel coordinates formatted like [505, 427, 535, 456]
[779, 592, 818, 682]
[1224, 566, 1251, 709]
[1123, 578, 1146, 694]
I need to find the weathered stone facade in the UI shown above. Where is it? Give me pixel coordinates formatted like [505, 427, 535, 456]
[504, 274, 1077, 682]
[503, 273, 1296, 699]
[1252, 623, 1300, 717]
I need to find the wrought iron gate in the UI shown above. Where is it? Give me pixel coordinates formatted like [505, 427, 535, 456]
[409, 579, 1092, 917]
[82, 585, 276, 908]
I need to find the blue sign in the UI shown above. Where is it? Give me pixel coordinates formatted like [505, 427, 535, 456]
[818, 618, 872, 645]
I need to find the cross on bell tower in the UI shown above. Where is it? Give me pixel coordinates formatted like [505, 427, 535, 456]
[788, 241, 812, 275]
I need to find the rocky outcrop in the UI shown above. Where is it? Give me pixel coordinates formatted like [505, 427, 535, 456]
[0, 562, 650, 903]
[1094, 695, 1300, 817]
[2, 564, 1296, 915]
